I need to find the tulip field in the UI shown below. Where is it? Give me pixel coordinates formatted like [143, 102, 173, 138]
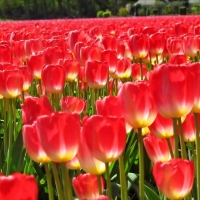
[1, 15, 200, 200]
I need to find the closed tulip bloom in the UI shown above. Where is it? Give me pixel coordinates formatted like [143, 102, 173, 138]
[24, 39, 43, 56]
[0, 68, 23, 98]
[58, 59, 80, 82]
[21, 94, 53, 125]
[118, 81, 157, 128]
[60, 96, 86, 114]
[0, 45, 12, 63]
[77, 127, 106, 175]
[144, 133, 174, 163]
[131, 63, 147, 81]
[26, 52, 45, 79]
[153, 159, 194, 200]
[128, 34, 149, 59]
[181, 113, 196, 142]
[72, 173, 104, 200]
[83, 115, 126, 163]
[85, 60, 109, 89]
[183, 35, 198, 57]
[149, 64, 195, 118]
[174, 22, 188, 37]
[166, 37, 184, 55]
[0, 172, 38, 200]
[41, 64, 66, 94]
[102, 35, 117, 51]
[22, 122, 51, 163]
[168, 54, 188, 64]
[110, 58, 132, 79]
[101, 50, 117, 74]
[36, 112, 80, 162]
[149, 113, 173, 138]
[190, 62, 200, 113]
[66, 155, 81, 170]
[19, 65, 33, 91]
[149, 32, 165, 55]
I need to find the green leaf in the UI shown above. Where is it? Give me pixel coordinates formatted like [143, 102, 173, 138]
[127, 172, 138, 190]
[144, 184, 161, 200]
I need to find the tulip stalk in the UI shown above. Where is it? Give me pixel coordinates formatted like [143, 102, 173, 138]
[194, 113, 200, 200]
[119, 154, 128, 200]
[138, 128, 144, 200]
[97, 175, 103, 195]
[139, 58, 143, 80]
[44, 163, 54, 200]
[172, 118, 179, 158]
[166, 138, 174, 158]
[105, 162, 112, 200]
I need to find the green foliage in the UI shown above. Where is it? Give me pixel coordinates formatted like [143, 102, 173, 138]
[118, 7, 129, 17]
[102, 10, 111, 17]
[96, 10, 104, 17]
[179, 6, 187, 15]
[152, 9, 158, 15]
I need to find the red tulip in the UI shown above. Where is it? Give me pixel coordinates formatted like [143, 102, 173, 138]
[72, 173, 104, 200]
[41, 64, 66, 94]
[110, 58, 132, 79]
[77, 127, 106, 175]
[183, 35, 198, 57]
[0, 67, 23, 98]
[24, 39, 43, 56]
[44, 46, 64, 65]
[128, 34, 149, 59]
[153, 159, 194, 199]
[36, 112, 80, 162]
[19, 65, 33, 91]
[66, 155, 81, 170]
[102, 35, 117, 51]
[149, 32, 165, 55]
[0, 172, 38, 200]
[26, 52, 45, 80]
[21, 94, 53, 125]
[166, 37, 184, 55]
[143, 133, 174, 163]
[174, 22, 188, 37]
[118, 81, 157, 128]
[60, 96, 86, 114]
[149, 113, 173, 138]
[85, 60, 109, 89]
[168, 54, 188, 64]
[0, 45, 12, 63]
[58, 59, 80, 82]
[89, 26, 102, 39]
[83, 115, 126, 163]
[101, 50, 117, 74]
[149, 63, 195, 118]
[22, 122, 51, 163]
[131, 63, 147, 81]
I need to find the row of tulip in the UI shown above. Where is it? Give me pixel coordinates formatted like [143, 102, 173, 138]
[1, 15, 200, 200]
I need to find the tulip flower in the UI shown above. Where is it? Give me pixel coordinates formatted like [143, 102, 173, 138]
[41, 64, 66, 94]
[60, 96, 86, 114]
[149, 63, 195, 118]
[19, 65, 33, 91]
[143, 133, 174, 163]
[183, 35, 198, 58]
[149, 113, 173, 138]
[85, 60, 109, 89]
[153, 159, 194, 200]
[66, 155, 81, 170]
[58, 59, 80, 82]
[24, 39, 43, 56]
[0, 44, 12, 63]
[128, 33, 149, 59]
[102, 35, 117, 51]
[168, 54, 188, 64]
[0, 172, 38, 200]
[83, 115, 126, 163]
[118, 81, 157, 129]
[72, 173, 104, 200]
[174, 22, 188, 37]
[22, 122, 51, 163]
[36, 112, 80, 162]
[166, 37, 184, 55]
[131, 63, 147, 81]
[77, 127, 106, 175]
[0, 68, 23, 98]
[21, 94, 53, 125]
[149, 32, 165, 55]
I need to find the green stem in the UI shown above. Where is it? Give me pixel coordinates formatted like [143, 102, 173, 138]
[139, 58, 143, 80]
[97, 175, 102, 195]
[3, 98, 8, 158]
[194, 113, 200, 200]
[172, 118, 179, 158]
[44, 163, 54, 200]
[177, 118, 187, 159]
[138, 128, 144, 200]
[105, 162, 112, 200]
[52, 163, 64, 200]
[156, 54, 159, 65]
[166, 138, 174, 158]
[61, 163, 73, 200]
[119, 154, 128, 200]
[91, 88, 96, 114]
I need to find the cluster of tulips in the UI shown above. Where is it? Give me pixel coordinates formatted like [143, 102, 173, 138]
[1, 15, 200, 200]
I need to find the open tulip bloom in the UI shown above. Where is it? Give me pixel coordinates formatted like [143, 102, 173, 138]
[2, 15, 200, 200]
